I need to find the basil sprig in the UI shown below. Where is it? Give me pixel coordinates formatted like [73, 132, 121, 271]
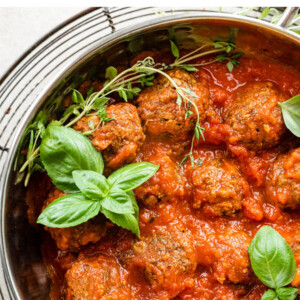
[37, 125, 159, 237]
[279, 94, 300, 138]
[248, 226, 297, 300]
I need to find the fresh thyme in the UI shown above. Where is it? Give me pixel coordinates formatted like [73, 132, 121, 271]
[16, 34, 243, 185]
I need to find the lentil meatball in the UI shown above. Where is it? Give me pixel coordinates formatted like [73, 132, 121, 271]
[65, 255, 130, 300]
[124, 227, 197, 295]
[43, 188, 107, 251]
[265, 148, 300, 209]
[224, 82, 286, 150]
[212, 229, 252, 284]
[192, 158, 250, 217]
[134, 144, 186, 206]
[74, 103, 145, 169]
[137, 68, 210, 139]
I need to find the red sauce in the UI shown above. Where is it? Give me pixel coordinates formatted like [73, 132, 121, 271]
[28, 50, 300, 299]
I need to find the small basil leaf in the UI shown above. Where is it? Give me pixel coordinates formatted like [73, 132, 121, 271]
[180, 64, 199, 72]
[101, 187, 134, 214]
[248, 226, 297, 289]
[279, 95, 300, 138]
[100, 191, 140, 237]
[107, 162, 159, 192]
[40, 126, 104, 193]
[262, 289, 277, 300]
[37, 193, 100, 228]
[276, 287, 298, 300]
[170, 40, 179, 58]
[72, 170, 109, 200]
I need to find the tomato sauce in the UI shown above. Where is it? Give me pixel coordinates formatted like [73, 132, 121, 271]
[28, 50, 300, 299]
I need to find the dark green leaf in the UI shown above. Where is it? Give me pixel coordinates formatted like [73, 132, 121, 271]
[105, 66, 118, 80]
[100, 191, 140, 237]
[72, 170, 109, 200]
[278, 95, 300, 138]
[108, 162, 159, 192]
[276, 287, 298, 300]
[37, 193, 101, 228]
[101, 187, 134, 214]
[262, 289, 277, 300]
[170, 40, 180, 58]
[185, 110, 193, 119]
[231, 52, 244, 59]
[226, 61, 234, 73]
[86, 86, 94, 98]
[92, 96, 109, 110]
[180, 153, 190, 166]
[180, 64, 199, 72]
[248, 225, 297, 289]
[40, 126, 104, 193]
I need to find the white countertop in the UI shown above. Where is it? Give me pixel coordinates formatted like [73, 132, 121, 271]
[0, 7, 84, 80]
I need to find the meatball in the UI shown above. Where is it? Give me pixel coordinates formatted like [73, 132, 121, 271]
[124, 227, 197, 296]
[74, 103, 145, 169]
[65, 255, 130, 300]
[212, 229, 252, 284]
[265, 148, 300, 209]
[43, 188, 107, 251]
[192, 158, 250, 217]
[134, 144, 186, 206]
[137, 68, 210, 139]
[224, 82, 286, 150]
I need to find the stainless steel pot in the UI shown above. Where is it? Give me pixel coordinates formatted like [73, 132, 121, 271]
[1, 8, 299, 300]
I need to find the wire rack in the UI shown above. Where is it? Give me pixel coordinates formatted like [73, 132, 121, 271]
[0, 6, 289, 299]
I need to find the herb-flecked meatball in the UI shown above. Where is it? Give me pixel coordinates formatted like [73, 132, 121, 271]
[74, 103, 145, 169]
[124, 227, 197, 296]
[42, 188, 108, 251]
[265, 148, 300, 210]
[134, 143, 186, 206]
[65, 255, 130, 300]
[224, 82, 286, 150]
[137, 68, 210, 139]
[192, 158, 250, 217]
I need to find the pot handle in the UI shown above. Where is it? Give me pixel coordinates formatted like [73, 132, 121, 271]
[276, 7, 299, 28]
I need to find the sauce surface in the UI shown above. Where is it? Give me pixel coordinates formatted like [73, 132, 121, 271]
[27, 49, 300, 300]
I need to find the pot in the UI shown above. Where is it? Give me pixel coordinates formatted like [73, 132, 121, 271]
[1, 8, 299, 300]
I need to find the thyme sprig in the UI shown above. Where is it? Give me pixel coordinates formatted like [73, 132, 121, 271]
[16, 36, 243, 185]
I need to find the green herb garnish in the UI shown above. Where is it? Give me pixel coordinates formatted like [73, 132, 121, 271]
[37, 125, 159, 236]
[248, 226, 297, 300]
[279, 94, 300, 138]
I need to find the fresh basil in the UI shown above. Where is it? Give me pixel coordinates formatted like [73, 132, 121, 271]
[107, 162, 159, 192]
[262, 289, 278, 300]
[101, 187, 135, 214]
[170, 40, 179, 58]
[101, 191, 140, 237]
[72, 170, 109, 200]
[179, 64, 199, 72]
[105, 66, 118, 80]
[249, 226, 297, 300]
[279, 94, 300, 138]
[40, 126, 104, 193]
[276, 287, 298, 300]
[37, 193, 101, 228]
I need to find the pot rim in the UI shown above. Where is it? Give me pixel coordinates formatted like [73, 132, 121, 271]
[1, 11, 299, 299]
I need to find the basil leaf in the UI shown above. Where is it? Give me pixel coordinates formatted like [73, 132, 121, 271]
[279, 95, 300, 138]
[170, 40, 179, 58]
[248, 226, 297, 289]
[276, 287, 298, 300]
[100, 191, 140, 237]
[72, 170, 109, 200]
[180, 64, 199, 72]
[40, 126, 104, 193]
[107, 162, 159, 192]
[101, 187, 134, 214]
[37, 193, 100, 228]
[262, 289, 277, 300]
